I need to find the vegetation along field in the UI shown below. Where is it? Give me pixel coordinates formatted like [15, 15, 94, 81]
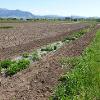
[0, 20, 100, 100]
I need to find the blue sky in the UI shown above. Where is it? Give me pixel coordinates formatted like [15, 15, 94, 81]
[0, 0, 100, 17]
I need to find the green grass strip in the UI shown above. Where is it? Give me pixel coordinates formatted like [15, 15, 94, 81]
[51, 30, 100, 100]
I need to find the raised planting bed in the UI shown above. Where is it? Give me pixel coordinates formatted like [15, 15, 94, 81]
[0, 26, 92, 77]
[0, 22, 90, 60]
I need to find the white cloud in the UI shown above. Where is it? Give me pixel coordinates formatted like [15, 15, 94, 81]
[29, 8, 71, 16]
[30, 9, 51, 15]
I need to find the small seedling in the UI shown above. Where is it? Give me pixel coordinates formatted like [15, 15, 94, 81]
[22, 52, 29, 58]
[31, 51, 39, 61]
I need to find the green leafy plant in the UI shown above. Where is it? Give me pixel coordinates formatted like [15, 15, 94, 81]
[62, 37, 76, 42]
[0, 59, 13, 69]
[6, 59, 30, 76]
[17, 59, 30, 70]
[41, 46, 53, 51]
[41, 45, 57, 52]
[31, 51, 39, 61]
[6, 63, 19, 76]
[54, 45, 57, 50]
[22, 52, 29, 58]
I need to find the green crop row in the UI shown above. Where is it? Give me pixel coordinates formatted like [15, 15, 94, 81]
[0, 59, 30, 76]
[0, 26, 93, 77]
[0, 26, 13, 29]
[41, 45, 57, 52]
[62, 29, 89, 43]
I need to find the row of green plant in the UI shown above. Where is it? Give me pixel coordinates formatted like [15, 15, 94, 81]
[22, 42, 62, 60]
[0, 50, 41, 76]
[0, 43, 59, 76]
[0, 59, 30, 76]
[0, 26, 93, 76]
[0, 26, 13, 29]
[41, 45, 57, 52]
[62, 28, 90, 43]
[22, 51, 39, 61]
[50, 30, 100, 100]
[17, 26, 94, 62]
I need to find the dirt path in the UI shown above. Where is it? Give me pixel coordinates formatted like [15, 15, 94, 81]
[0, 25, 99, 100]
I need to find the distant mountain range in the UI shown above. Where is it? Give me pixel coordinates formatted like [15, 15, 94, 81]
[0, 8, 65, 19]
[0, 8, 35, 18]
[0, 8, 99, 19]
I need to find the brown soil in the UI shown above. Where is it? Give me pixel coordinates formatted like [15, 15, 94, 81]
[0, 22, 89, 60]
[0, 24, 99, 100]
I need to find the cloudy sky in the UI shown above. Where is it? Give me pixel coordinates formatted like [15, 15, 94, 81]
[0, 0, 99, 17]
